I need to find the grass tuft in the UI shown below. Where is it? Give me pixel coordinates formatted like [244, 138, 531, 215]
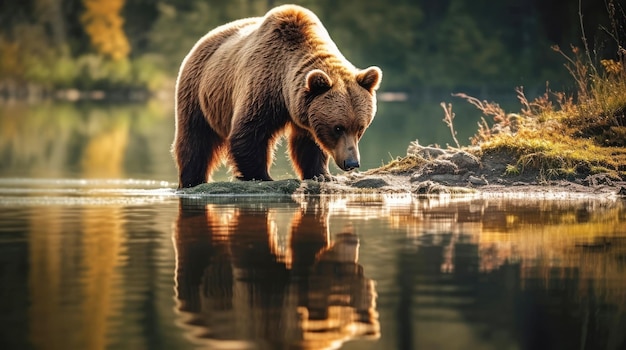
[367, 154, 427, 174]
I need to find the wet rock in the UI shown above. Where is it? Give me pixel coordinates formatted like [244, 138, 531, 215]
[410, 158, 460, 183]
[352, 178, 389, 188]
[583, 173, 615, 187]
[468, 175, 489, 186]
[407, 141, 446, 159]
[481, 151, 514, 176]
[430, 174, 464, 184]
[411, 169, 460, 184]
[447, 151, 480, 170]
[412, 180, 476, 195]
[429, 159, 459, 174]
[184, 179, 301, 195]
[407, 141, 481, 176]
[420, 147, 446, 159]
[412, 180, 452, 194]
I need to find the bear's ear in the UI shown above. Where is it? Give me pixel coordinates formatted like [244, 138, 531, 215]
[305, 69, 332, 94]
[356, 66, 382, 92]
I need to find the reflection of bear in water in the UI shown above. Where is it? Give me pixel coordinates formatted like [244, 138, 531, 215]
[173, 198, 379, 349]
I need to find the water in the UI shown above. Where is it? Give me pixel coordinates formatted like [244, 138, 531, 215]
[0, 98, 486, 182]
[1, 101, 625, 350]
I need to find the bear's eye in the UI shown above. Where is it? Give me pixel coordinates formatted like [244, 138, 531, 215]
[334, 125, 345, 135]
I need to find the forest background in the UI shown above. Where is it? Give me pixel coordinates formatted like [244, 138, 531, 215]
[0, 0, 621, 101]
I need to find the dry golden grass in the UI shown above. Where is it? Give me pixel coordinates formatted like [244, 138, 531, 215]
[367, 154, 427, 174]
[462, 42, 626, 179]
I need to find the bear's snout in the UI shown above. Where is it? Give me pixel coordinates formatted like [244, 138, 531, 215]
[343, 159, 360, 171]
[335, 136, 361, 172]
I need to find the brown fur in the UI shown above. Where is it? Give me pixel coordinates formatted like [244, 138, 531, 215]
[172, 4, 382, 188]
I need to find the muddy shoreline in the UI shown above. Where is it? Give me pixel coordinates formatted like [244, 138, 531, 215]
[181, 173, 626, 198]
[181, 144, 626, 198]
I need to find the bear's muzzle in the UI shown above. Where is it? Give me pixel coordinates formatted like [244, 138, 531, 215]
[333, 134, 361, 172]
[343, 159, 360, 171]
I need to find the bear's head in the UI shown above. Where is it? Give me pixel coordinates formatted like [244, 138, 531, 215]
[303, 66, 382, 172]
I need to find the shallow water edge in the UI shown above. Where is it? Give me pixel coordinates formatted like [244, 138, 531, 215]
[179, 175, 625, 200]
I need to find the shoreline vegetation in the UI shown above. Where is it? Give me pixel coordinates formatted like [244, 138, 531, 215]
[364, 50, 626, 196]
[363, 3, 626, 195]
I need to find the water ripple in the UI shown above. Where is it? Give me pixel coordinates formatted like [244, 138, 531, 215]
[0, 178, 177, 206]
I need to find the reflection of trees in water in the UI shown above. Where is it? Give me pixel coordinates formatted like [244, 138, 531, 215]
[375, 197, 626, 287]
[173, 197, 380, 349]
[386, 197, 626, 349]
[16, 200, 179, 350]
[26, 205, 126, 350]
[0, 101, 173, 179]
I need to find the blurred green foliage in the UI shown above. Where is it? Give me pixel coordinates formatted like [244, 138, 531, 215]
[0, 0, 621, 99]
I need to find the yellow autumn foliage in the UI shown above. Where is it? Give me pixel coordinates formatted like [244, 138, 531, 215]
[81, 0, 130, 60]
[601, 58, 623, 75]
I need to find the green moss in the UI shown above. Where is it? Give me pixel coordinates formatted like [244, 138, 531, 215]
[480, 130, 626, 178]
[181, 179, 302, 195]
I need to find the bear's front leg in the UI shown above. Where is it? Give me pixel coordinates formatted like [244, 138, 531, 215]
[228, 121, 275, 181]
[289, 127, 331, 180]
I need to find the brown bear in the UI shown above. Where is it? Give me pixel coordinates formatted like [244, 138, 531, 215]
[172, 4, 382, 188]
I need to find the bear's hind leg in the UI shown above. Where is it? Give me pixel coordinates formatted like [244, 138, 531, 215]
[288, 127, 330, 180]
[174, 107, 225, 188]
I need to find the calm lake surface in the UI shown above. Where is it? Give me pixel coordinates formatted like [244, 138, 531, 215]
[1, 101, 625, 350]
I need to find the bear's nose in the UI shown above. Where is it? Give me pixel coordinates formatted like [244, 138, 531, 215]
[344, 159, 360, 170]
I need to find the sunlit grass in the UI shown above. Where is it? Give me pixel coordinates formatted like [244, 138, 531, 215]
[479, 126, 626, 178]
[447, 39, 626, 180]
[367, 154, 427, 174]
